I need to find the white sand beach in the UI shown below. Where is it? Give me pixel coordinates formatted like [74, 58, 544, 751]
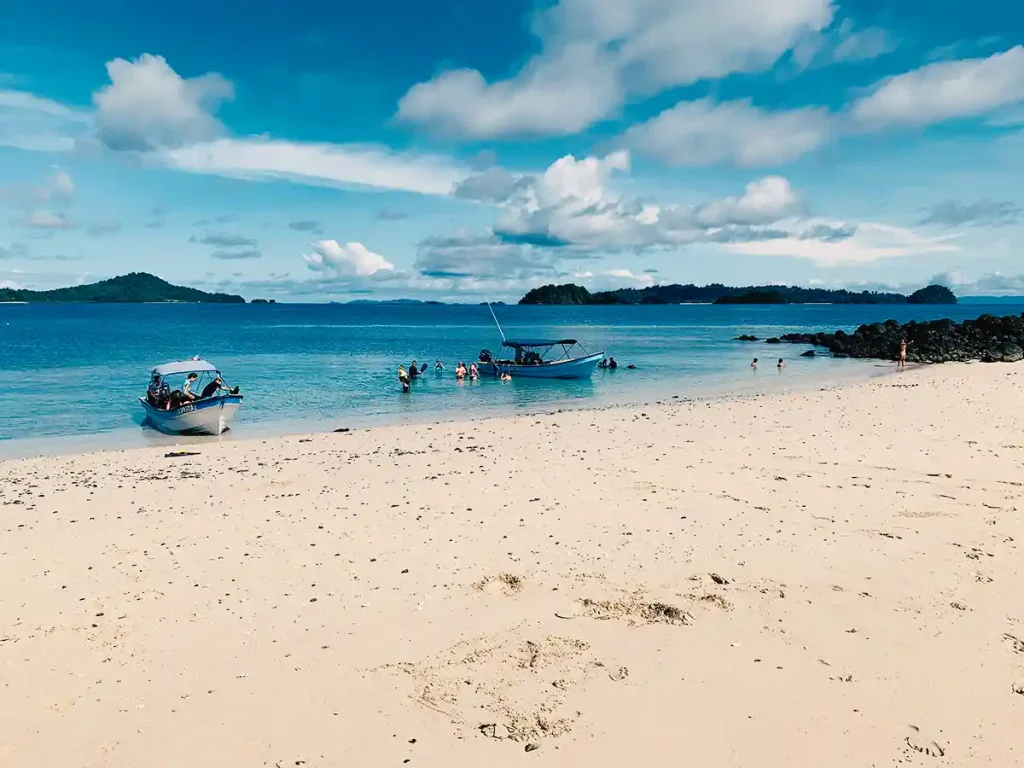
[1, 363, 1022, 767]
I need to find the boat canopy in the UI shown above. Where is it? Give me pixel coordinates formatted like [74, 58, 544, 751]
[502, 339, 578, 348]
[151, 359, 219, 377]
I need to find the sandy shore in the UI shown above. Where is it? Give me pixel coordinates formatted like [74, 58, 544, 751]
[2, 364, 1022, 767]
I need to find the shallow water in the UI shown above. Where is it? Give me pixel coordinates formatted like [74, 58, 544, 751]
[2, 301, 1021, 457]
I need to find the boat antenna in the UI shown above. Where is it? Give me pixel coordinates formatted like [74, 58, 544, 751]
[486, 298, 506, 342]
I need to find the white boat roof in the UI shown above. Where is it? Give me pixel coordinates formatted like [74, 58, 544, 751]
[151, 359, 218, 377]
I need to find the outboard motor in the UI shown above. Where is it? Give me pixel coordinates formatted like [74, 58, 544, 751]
[479, 349, 493, 363]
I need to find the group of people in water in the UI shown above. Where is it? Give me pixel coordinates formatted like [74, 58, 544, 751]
[146, 372, 236, 410]
[751, 358, 786, 370]
[398, 358, 513, 392]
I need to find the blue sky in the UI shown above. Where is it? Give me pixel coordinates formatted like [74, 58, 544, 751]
[1, 0, 1022, 301]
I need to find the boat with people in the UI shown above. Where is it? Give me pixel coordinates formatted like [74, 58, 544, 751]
[476, 338, 605, 379]
[140, 358, 242, 435]
[475, 302, 604, 379]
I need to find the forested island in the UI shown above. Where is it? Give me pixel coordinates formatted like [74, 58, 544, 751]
[0, 273, 246, 303]
[519, 283, 957, 305]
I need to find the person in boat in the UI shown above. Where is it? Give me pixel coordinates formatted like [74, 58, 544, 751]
[200, 375, 234, 399]
[607, 356, 618, 370]
[434, 359, 445, 371]
[181, 372, 199, 402]
[398, 365, 411, 392]
[147, 374, 170, 410]
[409, 360, 420, 379]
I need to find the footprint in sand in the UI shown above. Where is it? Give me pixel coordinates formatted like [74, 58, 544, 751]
[473, 573, 526, 596]
[905, 725, 946, 758]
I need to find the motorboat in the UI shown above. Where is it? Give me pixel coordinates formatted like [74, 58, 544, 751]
[476, 338, 605, 379]
[140, 359, 242, 435]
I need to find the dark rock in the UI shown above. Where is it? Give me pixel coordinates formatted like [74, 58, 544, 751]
[773, 311, 1024, 364]
[800, 350, 817, 357]
[765, 337, 781, 344]
[734, 335, 760, 341]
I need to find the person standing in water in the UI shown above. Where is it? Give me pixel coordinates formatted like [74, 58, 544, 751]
[751, 358, 758, 370]
[777, 358, 785, 369]
[398, 365, 411, 392]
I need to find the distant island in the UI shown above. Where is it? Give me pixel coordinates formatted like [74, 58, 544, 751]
[519, 282, 957, 305]
[0, 272, 245, 304]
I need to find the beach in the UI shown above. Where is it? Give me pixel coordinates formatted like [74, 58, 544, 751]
[1, 362, 1022, 767]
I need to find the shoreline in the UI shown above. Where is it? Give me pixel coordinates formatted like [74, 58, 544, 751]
[2, 362, 1022, 766]
[0, 357, 891, 461]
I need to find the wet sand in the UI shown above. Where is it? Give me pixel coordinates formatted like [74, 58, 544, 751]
[1, 363, 1022, 767]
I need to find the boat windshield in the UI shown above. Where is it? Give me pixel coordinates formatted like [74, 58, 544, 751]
[499, 339, 589, 364]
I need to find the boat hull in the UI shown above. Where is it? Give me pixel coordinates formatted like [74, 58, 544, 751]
[140, 395, 242, 435]
[477, 351, 604, 379]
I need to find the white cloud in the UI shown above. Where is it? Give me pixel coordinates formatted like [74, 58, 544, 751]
[414, 233, 562, 279]
[303, 240, 395, 277]
[722, 221, 961, 265]
[160, 138, 466, 196]
[931, 270, 1024, 296]
[791, 19, 897, 69]
[0, 167, 74, 209]
[851, 46, 1024, 128]
[573, 268, 656, 290]
[12, 210, 75, 230]
[397, 0, 834, 138]
[93, 54, 234, 150]
[621, 98, 831, 167]
[490, 152, 803, 251]
[0, 90, 89, 152]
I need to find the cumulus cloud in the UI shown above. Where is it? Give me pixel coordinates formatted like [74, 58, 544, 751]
[93, 54, 234, 151]
[931, 270, 1024, 296]
[304, 240, 395, 277]
[919, 200, 1020, 228]
[621, 98, 831, 167]
[0, 167, 75, 209]
[722, 221, 960, 266]
[190, 233, 258, 247]
[397, 0, 834, 138]
[851, 46, 1024, 128]
[452, 167, 530, 204]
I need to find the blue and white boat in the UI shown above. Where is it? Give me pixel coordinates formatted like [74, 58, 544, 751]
[140, 359, 242, 435]
[476, 338, 605, 379]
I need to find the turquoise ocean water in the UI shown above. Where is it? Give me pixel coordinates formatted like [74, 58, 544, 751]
[2, 302, 1022, 457]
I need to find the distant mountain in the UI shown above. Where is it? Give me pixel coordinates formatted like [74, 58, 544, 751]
[519, 282, 917, 305]
[714, 289, 788, 305]
[0, 272, 245, 303]
[907, 285, 957, 304]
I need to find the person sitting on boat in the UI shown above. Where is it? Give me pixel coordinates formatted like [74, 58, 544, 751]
[200, 375, 233, 399]
[398, 365, 411, 392]
[181, 372, 200, 401]
[147, 374, 170, 410]
[409, 360, 420, 378]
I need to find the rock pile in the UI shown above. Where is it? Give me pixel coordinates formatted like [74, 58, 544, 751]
[760, 313, 1024, 363]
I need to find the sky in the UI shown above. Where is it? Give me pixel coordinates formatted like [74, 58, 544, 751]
[0, 0, 1022, 302]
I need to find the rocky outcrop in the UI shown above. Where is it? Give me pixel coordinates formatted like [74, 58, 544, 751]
[734, 335, 760, 341]
[759, 313, 1024, 363]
